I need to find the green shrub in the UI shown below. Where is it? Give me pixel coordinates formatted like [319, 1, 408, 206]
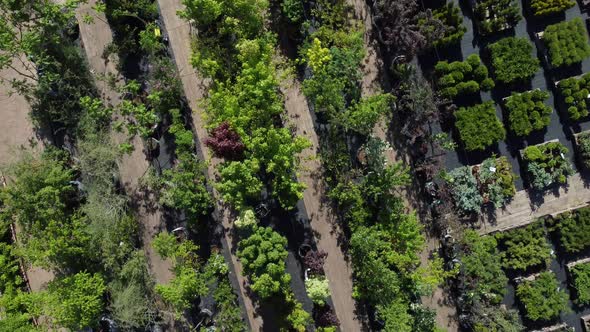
[522, 141, 574, 190]
[530, 0, 574, 16]
[504, 90, 552, 136]
[570, 262, 590, 305]
[459, 230, 508, 304]
[577, 131, 590, 168]
[557, 73, 590, 121]
[446, 166, 483, 214]
[488, 37, 539, 84]
[455, 102, 505, 151]
[473, 0, 520, 35]
[305, 276, 331, 305]
[544, 18, 590, 68]
[548, 206, 590, 253]
[419, 3, 466, 47]
[496, 221, 552, 270]
[435, 54, 494, 98]
[516, 271, 569, 321]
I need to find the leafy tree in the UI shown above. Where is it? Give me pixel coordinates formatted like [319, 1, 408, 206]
[40, 272, 106, 330]
[338, 93, 394, 135]
[377, 298, 413, 332]
[516, 271, 569, 321]
[213, 278, 248, 331]
[216, 160, 263, 208]
[206, 122, 246, 160]
[418, 3, 466, 48]
[544, 18, 590, 68]
[237, 226, 291, 299]
[469, 300, 524, 332]
[488, 37, 539, 85]
[455, 102, 505, 151]
[285, 294, 312, 332]
[303, 250, 328, 275]
[570, 262, 590, 305]
[505, 90, 552, 136]
[496, 221, 552, 270]
[305, 276, 331, 305]
[234, 209, 258, 230]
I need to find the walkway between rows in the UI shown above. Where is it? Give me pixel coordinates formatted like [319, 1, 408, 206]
[156, 0, 261, 330]
[73, 0, 173, 284]
[347, 0, 460, 330]
[478, 173, 590, 234]
[0, 63, 53, 293]
[281, 77, 362, 329]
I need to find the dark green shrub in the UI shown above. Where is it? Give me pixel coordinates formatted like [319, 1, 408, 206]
[557, 73, 590, 121]
[516, 271, 569, 321]
[570, 262, 590, 305]
[435, 54, 494, 98]
[488, 37, 539, 84]
[455, 102, 505, 151]
[544, 18, 590, 68]
[522, 141, 574, 190]
[530, 0, 574, 16]
[504, 90, 552, 136]
[473, 0, 520, 35]
[577, 131, 590, 168]
[496, 221, 552, 270]
[459, 230, 508, 304]
[419, 3, 466, 47]
[548, 206, 590, 253]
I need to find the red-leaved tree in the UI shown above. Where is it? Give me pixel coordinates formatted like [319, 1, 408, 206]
[205, 122, 245, 159]
[304, 250, 328, 275]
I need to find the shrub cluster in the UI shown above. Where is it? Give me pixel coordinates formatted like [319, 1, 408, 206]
[557, 73, 590, 121]
[544, 18, 590, 68]
[522, 141, 574, 190]
[418, 3, 466, 47]
[516, 271, 569, 321]
[548, 206, 590, 254]
[530, 0, 574, 16]
[435, 54, 494, 98]
[446, 156, 516, 214]
[577, 131, 590, 168]
[473, 0, 520, 35]
[455, 102, 505, 151]
[496, 221, 552, 270]
[570, 262, 590, 305]
[504, 90, 552, 136]
[488, 37, 540, 85]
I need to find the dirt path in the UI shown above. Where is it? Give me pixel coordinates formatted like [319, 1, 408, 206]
[281, 79, 363, 331]
[0, 60, 54, 292]
[74, 0, 173, 284]
[347, 0, 459, 330]
[156, 0, 262, 330]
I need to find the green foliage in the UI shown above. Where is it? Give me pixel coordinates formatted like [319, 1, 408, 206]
[530, 0, 574, 16]
[471, 301, 524, 332]
[577, 132, 590, 168]
[516, 271, 569, 321]
[435, 54, 494, 98]
[216, 160, 263, 208]
[213, 278, 247, 331]
[504, 89, 552, 136]
[488, 37, 539, 84]
[237, 226, 291, 299]
[459, 230, 508, 304]
[455, 102, 506, 151]
[419, 3, 466, 47]
[41, 272, 106, 330]
[285, 295, 312, 332]
[496, 221, 552, 270]
[446, 166, 483, 214]
[235, 209, 258, 230]
[570, 262, 590, 305]
[544, 18, 590, 68]
[377, 298, 412, 332]
[281, 0, 303, 23]
[305, 276, 331, 305]
[338, 93, 394, 135]
[523, 141, 573, 190]
[557, 72, 590, 120]
[549, 206, 590, 253]
[473, 0, 520, 35]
